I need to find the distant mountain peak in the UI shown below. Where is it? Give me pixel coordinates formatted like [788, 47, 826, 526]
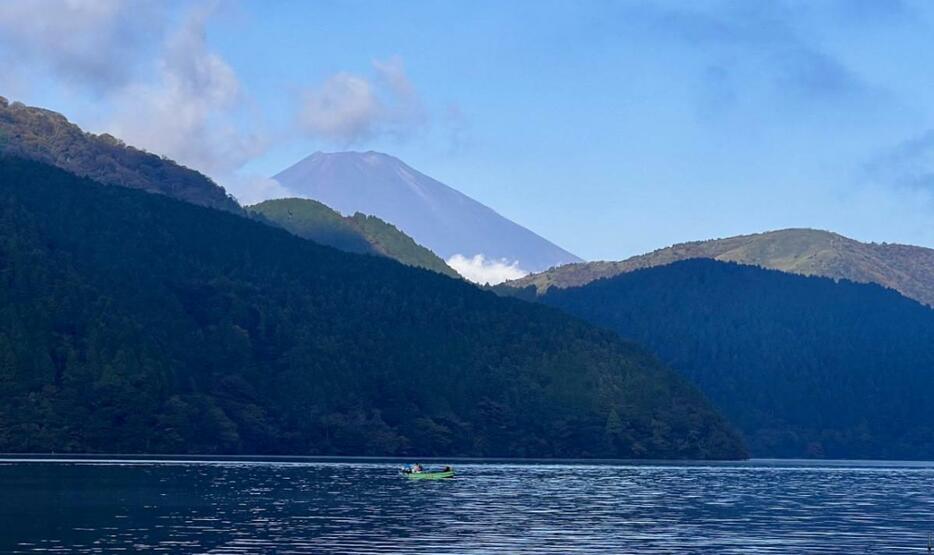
[302, 151, 409, 168]
[273, 151, 581, 283]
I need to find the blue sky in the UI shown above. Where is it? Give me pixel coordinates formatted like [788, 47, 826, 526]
[2, 0, 933, 260]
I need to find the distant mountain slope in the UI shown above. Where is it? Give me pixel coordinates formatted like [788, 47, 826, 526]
[0, 156, 745, 459]
[508, 229, 934, 306]
[0, 96, 239, 212]
[250, 198, 458, 277]
[272, 151, 581, 280]
[538, 259, 934, 460]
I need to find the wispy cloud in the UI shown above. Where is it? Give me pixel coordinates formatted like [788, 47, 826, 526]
[0, 4, 454, 203]
[0, 2, 272, 203]
[441, 103, 473, 154]
[865, 130, 934, 194]
[105, 4, 266, 181]
[620, 2, 892, 122]
[228, 176, 295, 206]
[446, 254, 528, 285]
[0, 0, 163, 92]
[299, 56, 427, 144]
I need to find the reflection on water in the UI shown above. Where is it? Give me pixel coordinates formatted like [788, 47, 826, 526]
[0, 459, 933, 553]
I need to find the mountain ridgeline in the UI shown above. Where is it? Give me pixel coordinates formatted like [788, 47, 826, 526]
[272, 151, 582, 274]
[509, 229, 934, 307]
[531, 259, 934, 459]
[0, 97, 240, 212]
[0, 156, 745, 459]
[250, 198, 458, 278]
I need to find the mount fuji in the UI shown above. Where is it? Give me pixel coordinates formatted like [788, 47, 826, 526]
[272, 151, 581, 283]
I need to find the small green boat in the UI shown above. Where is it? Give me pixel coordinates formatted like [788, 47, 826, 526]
[402, 466, 455, 480]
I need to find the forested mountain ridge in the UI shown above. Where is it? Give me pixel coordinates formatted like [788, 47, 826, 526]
[0, 156, 745, 459]
[536, 259, 934, 459]
[250, 198, 458, 278]
[0, 96, 240, 212]
[508, 229, 934, 307]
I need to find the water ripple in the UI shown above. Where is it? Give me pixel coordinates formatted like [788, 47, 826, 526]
[1, 460, 933, 553]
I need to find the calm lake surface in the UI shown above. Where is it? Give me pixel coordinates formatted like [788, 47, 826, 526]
[1, 458, 933, 554]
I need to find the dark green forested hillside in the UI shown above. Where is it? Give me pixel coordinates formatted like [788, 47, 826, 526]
[0, 157, 744, 459]
[250, 198, 458, 277]
[251, 198, 376, 254]
[535, 259, 934, 459]
[348, 211, 459, 277]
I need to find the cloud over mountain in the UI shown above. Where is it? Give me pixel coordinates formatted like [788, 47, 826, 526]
[0, 2, 271, 204]
[106, 4, 267, 181]
[299, 56, 426, 144]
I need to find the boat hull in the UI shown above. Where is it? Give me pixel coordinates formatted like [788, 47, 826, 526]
[404, 470, 455, 480]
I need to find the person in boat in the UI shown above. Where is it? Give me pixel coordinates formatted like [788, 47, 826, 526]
[413, 463, 423, 473]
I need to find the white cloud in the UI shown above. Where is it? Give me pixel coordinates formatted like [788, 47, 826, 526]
[0, 5, 448, 205]
[228, 176, 294, 206]
[0, 0, 163, 91]
[300, 72, 381, 143]
[300, 55, 426, 144]
[105, 4, 267, 181]
[446, 254, 529, 285]
[0, 1, 277, 203]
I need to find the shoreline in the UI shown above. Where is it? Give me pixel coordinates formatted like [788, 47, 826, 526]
[2, 453, 934, 468]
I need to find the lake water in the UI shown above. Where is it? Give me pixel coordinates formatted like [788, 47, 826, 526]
[1, 458, 933, 554]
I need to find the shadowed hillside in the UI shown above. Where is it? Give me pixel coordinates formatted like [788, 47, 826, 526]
[537, 259, 934, 459]
[0, 156, 744, 459]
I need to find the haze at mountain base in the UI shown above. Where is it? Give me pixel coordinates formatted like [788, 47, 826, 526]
[446, 254, 527, 285]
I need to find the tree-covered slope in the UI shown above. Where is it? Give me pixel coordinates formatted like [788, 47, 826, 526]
[509, 229, 934, 307]
[0, 157, 744, 459]
[538, 259, 934, 459]
[250, 198, 458, 277]
[0, 96, 239, 212]
[250, 198, 377, 255]
[348, 211, 459, 278]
